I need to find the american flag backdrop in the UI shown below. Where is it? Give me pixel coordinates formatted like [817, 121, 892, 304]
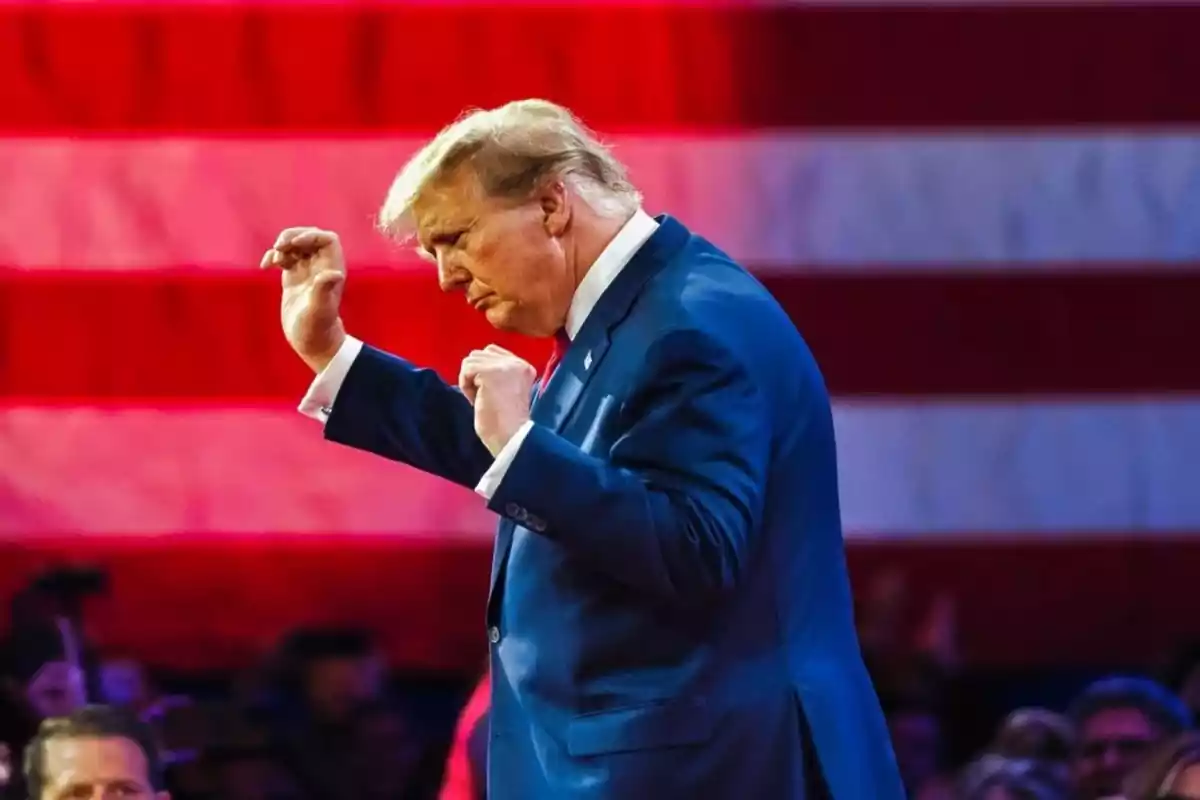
[1, 0, 1198, 672]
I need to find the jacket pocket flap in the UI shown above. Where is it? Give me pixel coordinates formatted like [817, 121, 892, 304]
[567, 698, 715, 757]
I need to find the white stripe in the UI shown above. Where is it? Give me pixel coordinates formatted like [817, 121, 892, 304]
[835, 398, 1200, 536]
[3, 133, 1200, 270]
[1, 401, 1196, 537]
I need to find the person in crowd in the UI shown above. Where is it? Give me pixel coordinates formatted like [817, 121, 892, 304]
[6, 626, 88, 723]
[262, 627, 416, 799]
[986, 708, 1074, 785]
[882, 688, 947, 798]
[1123, 731, 1200, 800]
[202, 745, 303, 800]
[99, 658, 155, 717]
[439, 671, 490, 800]
[956, 754, 1068, 800]
[22, 704, 169, 800]
[1068, 676, 1193, 800]
[351, 702, 424, 799]
[0, 625, 90, 800]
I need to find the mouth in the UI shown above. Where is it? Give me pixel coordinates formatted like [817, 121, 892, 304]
[470, 294, 495, 311]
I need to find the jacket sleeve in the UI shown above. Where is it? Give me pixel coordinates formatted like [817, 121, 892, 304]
[485, 327, 772, 606]
[324, 344, 495, 491]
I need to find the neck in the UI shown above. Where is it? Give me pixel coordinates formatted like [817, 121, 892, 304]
[568, 207, 634, 291]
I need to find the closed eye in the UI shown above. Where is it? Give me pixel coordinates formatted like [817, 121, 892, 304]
[417, 230, 464, 262]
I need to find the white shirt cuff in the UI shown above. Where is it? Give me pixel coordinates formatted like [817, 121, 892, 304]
[474, 420, 535, 500]
[297, 336, 364, 423]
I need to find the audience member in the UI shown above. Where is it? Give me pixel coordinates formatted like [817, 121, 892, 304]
[203, 745, 303, 800]
[987, 707, 1074, 787]
[1122, 732, 1200, 800]
[439, 671, 490, 800]
[956, 754, 1068, 800]
[352, 702, 424, 799]
[8, 625, 88, 722]
[263, 626, 414, 799]
[22, 705, 168, 800]
[1067, 676, 1193, 800]
[881, 688, 946, 797]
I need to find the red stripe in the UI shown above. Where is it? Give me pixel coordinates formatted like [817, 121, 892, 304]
[0, 5, 1198, 132]
[3, 268, 1195, 398]
[0, 535, 1190, 671]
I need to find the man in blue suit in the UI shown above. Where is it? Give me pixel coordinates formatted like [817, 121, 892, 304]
[262, 99, 902, 799]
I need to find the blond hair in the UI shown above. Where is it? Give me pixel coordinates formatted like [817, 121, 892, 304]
[378, 99, 641, 240]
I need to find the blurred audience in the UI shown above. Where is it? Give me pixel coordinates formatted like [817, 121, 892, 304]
[22, 704, 168, 800]
[260, 626, 420, 800]
[7, 564, 1200, 799]
[1067, 676, 1193, 799]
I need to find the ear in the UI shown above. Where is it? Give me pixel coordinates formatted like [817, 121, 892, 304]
[539, 180, 571, 237]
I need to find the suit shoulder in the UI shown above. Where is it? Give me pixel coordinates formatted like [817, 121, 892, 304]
[628, 235, 829, 409]
[643, 239, 803, 355]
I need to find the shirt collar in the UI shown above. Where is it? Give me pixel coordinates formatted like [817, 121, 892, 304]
[564, 208, 659, 340]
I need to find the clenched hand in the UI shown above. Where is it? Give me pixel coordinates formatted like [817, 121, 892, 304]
[460, 345, 536, 456]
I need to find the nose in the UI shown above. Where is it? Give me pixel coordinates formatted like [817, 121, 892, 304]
[1099, 746, 1126, 770]
[436, 252, 470, 293]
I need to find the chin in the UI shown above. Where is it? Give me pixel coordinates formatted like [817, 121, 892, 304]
[484, 306, 520, 332]
[484, 303, 556, 337]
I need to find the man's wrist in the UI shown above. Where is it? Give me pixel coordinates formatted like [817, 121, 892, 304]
[302, 324, 347, 375]
[484, 417, 531, 458]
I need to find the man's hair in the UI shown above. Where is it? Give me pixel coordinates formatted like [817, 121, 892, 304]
[23, 704, 164, 798]
[1067, 675, 1194, 735]
[988, 708, 1075, 762]
[957, 755, 1068, 800]
[378, 99, 641, 240]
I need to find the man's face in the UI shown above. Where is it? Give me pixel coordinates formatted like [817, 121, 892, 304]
[888, 709, 941, 791]
[1072, 707, 1160, 799]
[40, 735, 167, 800]
[303, 655, 382, 723]
[26, 661, 87, 720]
[414, 170, 575, 337]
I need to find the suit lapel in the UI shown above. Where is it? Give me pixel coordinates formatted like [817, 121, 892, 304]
[486, 216, 691, 610]
[531, 215, 689, 434]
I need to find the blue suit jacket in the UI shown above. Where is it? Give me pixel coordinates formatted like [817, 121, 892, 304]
[325, 216, 903, 799]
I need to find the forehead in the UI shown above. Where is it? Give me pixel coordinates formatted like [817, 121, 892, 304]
[1079, 706, 1157, 739]
[412, 169, 484, 235]
[43, 735, 150, 788]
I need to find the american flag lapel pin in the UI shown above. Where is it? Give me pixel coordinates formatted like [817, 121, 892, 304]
[583, 351, 593, 370]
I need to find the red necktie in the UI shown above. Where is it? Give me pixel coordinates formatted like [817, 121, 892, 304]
[538, 330, 571, 394]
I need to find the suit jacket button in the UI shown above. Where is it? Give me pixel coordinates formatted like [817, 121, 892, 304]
[488, 626, 501, 644]
[528, 516, 546, 532]
[505, 502, 522, 519]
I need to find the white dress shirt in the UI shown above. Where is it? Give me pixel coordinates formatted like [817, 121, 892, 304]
[298, 208, 660, 500]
